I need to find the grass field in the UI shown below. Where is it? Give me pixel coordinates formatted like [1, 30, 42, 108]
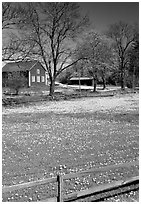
[2, 93, 139, 200]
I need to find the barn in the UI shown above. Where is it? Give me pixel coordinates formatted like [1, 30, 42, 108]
[69, 77, 94, 86]
[2, 60, 49, 87]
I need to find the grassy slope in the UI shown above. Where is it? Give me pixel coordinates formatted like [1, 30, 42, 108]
[2, 94, 139, 188]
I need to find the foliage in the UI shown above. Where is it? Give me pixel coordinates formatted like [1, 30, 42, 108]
[75, 31, 116, 91]
[57, 68, 74, 84]
[6, 72, 28, 95]
[106, 21, 138, 90]
[126, 30, 139, 89]
[106, 70, 121, 86]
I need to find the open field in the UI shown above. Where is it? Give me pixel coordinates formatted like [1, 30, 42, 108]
[2, 93, 139, 200]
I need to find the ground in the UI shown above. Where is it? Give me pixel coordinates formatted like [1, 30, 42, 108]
[2, 92, 139, 201]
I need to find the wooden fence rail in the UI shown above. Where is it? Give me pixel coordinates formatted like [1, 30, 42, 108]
[63, 176, 139, 202]
[2, 177, 57, 194]
[2, 159, 139, 202]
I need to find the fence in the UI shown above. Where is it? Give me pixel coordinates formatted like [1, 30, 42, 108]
[2, 158, 139, 202]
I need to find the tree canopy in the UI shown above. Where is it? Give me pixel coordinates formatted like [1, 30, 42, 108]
[106, 21, 138, 90]
[2, 3, 139, 94]
[74, 31, 116, 91]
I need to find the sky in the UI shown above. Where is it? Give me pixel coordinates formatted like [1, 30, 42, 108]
[1, 1, 139, 66]
[79, 2, 139, 33]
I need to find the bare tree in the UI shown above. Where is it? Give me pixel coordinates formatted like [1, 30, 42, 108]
[126, 26, 139, 89]
[2, 2, 17, 29]
[2, 2, 27, 30]
[95, 42, 117, 90]
[2, 2, 30, 61]
[2, 33, 36, 62]
[106, 21, 136, 90]
[11, 2, 89, 96]
[75, 31, 114, 92]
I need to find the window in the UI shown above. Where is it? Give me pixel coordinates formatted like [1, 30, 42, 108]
[32, 76, 35, 82]
[37, 69, 40, 74]
[41, 76, 45, 82]
[37, 76, 40, 82]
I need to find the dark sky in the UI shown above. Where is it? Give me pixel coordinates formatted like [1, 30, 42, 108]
[79, 2, 139, 32]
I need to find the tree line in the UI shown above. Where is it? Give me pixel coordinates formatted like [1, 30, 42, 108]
[2, 2, 139, 96]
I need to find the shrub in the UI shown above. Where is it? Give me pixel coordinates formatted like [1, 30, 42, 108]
[7, 72, 28, 95]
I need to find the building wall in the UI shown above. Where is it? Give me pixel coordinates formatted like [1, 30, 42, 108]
[30, 62, 46, 86]
[2, 62, 48, 88]
[70, 79, 94, 86]
[2, 72, 8, 87]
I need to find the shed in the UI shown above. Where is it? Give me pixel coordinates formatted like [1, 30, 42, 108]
[69, 77, 94, 86]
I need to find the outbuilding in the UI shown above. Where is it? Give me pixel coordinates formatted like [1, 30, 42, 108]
[69, 77, 94, 86]
[2, 60, 49, 87]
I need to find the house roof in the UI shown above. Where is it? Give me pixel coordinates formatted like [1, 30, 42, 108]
[2, 60, 46, 72]
[70, 77, 93, 80]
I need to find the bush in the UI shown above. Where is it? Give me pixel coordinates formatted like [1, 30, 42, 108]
[126, 81, 132, 88]
[7, 72, 28, 95]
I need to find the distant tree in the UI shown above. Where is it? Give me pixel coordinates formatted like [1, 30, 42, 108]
[7, 2, 89, 97]
[126, 26, 139, 89]
[97, 63, 113, 90]
[106, 68, 121, 86]
[71, 60, 88, 77]
[57, 68, 73, 84]
[95, 44, 118, 90]
[75, 31, 114, 91]
[106, 21, 137, 90]
[2, 2, 32, 61]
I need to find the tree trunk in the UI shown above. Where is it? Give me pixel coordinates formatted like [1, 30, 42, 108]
[78, 75, 81, 95]
[93, 76, 97, 92]
[121, 70, 125, 90]
[102, 76, 106, 90]
[120, 61, 125, 90]
[15, 89, 19, 95]
[132, 66, 135, 90]
[49, 80, 55, 98]
[132, 74, 135, 90]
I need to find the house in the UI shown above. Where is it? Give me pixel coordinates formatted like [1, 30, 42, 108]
[2, 60, 49, 87]
[69, 77, 94, 86]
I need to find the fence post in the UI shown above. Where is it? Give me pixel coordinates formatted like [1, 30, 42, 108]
[57, 174, 63, 202]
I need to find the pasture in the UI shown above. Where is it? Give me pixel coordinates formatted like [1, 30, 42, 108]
[2, 93, 139, 200]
